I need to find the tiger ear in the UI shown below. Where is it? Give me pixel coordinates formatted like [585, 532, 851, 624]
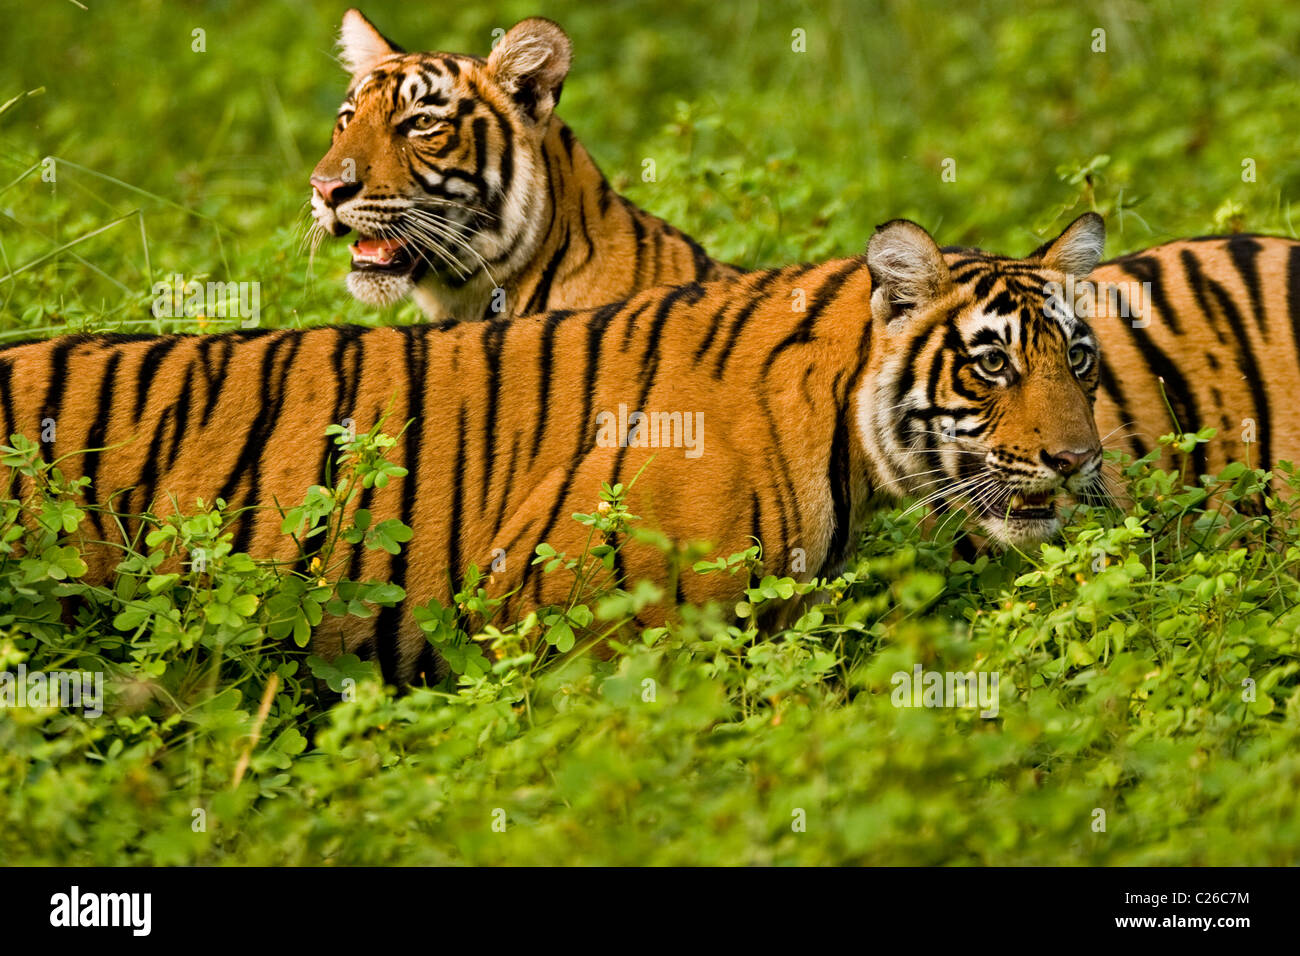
[866, 220, 952, 322]
[338, 8, 403, 78]
[1031, 212, 1106, 277]
[486, 18, 573, 122]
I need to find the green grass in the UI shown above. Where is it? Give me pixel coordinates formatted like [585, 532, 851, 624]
[1, 0, 1299, 865]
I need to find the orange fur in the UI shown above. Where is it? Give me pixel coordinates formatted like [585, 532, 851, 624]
[1085, 234, 1300, 477]
[0, 219, 1109, 682]
[310, 12, 736, 320]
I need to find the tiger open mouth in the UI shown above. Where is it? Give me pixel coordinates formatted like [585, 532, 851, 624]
[963, 485, 1067, 548]
[349, 236, 420, 274]
[1000, 489, 1058, 521]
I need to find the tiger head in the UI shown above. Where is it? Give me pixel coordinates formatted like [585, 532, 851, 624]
[859, 213, 1108, 547]
[310, 9, 572, 309]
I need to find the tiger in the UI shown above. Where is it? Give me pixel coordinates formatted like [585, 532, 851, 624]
[942, 232, 1300, 483]
[309, 9, 737, 321]
[1085, 235, 1300, 481]
[0, 214, 1108, 684]
[309, 9, 1300, 485]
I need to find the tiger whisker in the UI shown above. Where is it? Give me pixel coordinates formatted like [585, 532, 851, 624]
[931, 475, 1004, 538]
[397, 213, 487, 280]
[403, 225, 480, 282]
[402, 209, 501, 286]
[898, 472, 994, 520]
[411, 197, 499, 224]
[376, 220, 471, 280]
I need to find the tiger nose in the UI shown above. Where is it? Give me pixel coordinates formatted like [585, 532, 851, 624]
[310, 176, 361, 206]
[1042, 448, 1096, 476]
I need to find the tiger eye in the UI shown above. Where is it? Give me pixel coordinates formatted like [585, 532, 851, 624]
[977, 351, 1007, 375]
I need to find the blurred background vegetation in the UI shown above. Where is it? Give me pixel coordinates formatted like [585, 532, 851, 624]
[1, 1, 1298, 866]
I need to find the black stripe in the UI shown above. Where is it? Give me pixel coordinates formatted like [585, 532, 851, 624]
[749, 490, 764, 555]
[1097, 359, 1147, 459]
[1179, 250, 1230, 345]
[1287, 246, 1300, 386]
[198, 337, 237, 426]
[80, 350, 123, 545]
[712, 269, 786, 378]
[689, 232, 714, 281]
[529, 309, 573, 461]
[525, 229, 571, 315]
[219, 331, 305, 553]
[580, 302, 625, 435]
[318, 326, 367, 490]
[760, 260, 861, 378]
[132, 405, 175, 522]
[38, 337, 85, 459]
[1116, 256, 1184, 335]
[470, 116, 488, 178]
[627, 202, 647, 292]
[480, 98, 515, 204]
[167, 361, 194, 470]
[448, 403, 468, 600]
[480, 318, 509, 511]
[572, 181, 595, 270]
[558, 123, 577, 159]
[1225, 234, 1266, 338]
[1205, 280, 1272, 471]
[894, 317, 947, 402]
[375, 325, 431, 684]
[298, 327, 363, 579]
[1122, 325, 1206, 477]
[133, 337, 181, 422]
[825, 415, 853, 571]
[533, 288, 702, 604]
[0, 359, 14, 450]
[490, 436, 520, 547]
[692, 297, 738, 363]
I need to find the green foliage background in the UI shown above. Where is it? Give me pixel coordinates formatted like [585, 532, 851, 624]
[0, 0, 1298, 865]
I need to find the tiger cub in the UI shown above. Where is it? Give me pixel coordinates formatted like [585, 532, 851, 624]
[309, 9, 737, 321]
[0, 215, 1106, 683]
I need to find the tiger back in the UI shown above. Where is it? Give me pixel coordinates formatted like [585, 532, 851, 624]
[0, 215, 1109, 684]
[1084, 234, 1300, 480]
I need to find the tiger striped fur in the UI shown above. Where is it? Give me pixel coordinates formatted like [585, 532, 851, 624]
[310, 12, 1300, 481]
[309, 10, 736, 321]
[0, 216, 1107, 683]
[941, 231, 1300, 481]
[1086, 234, 1300, 479]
